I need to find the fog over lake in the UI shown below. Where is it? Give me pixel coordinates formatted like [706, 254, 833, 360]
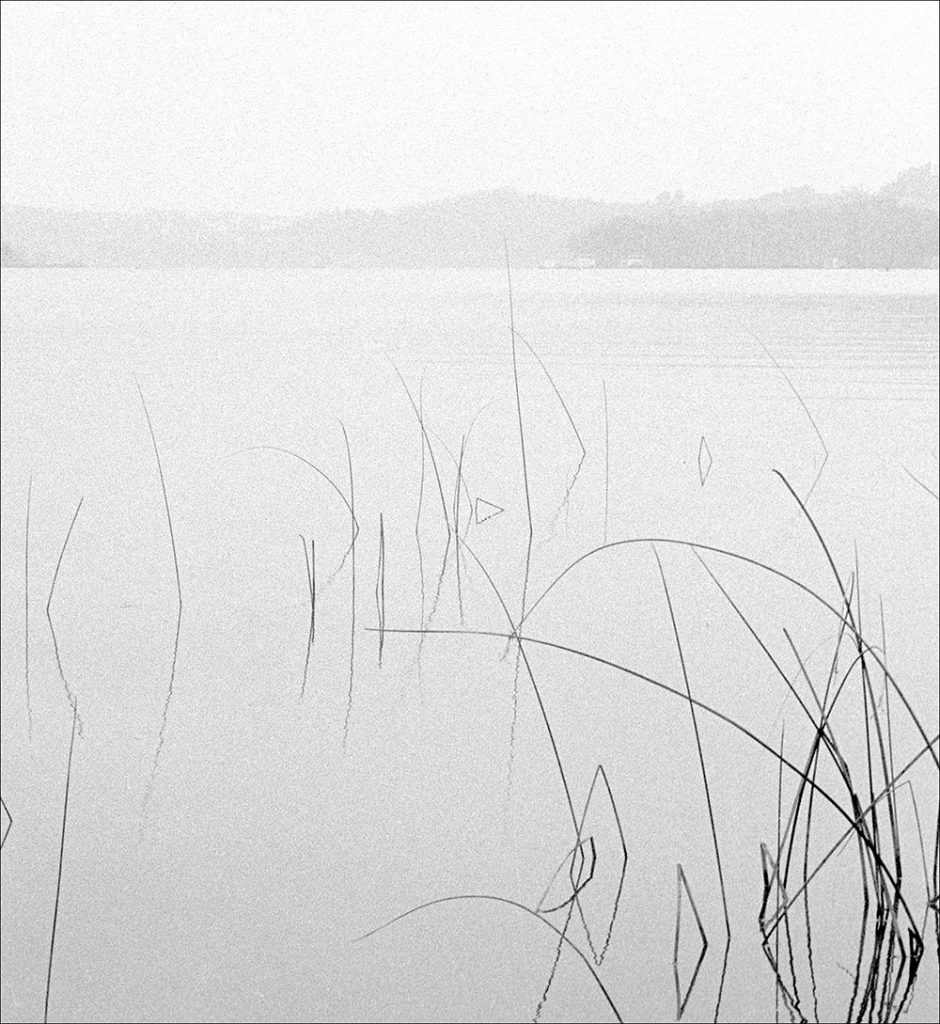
[1, 3, 938, 1024]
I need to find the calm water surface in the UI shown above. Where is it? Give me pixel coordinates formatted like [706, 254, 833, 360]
[1, 269, 938, 1023]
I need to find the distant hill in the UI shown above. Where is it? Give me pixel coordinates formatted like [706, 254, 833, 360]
[0, 190, 631, 269]
[0, 238, 81, 267]
[0, 241, 29, 266]
[2, 167, 937, 268]
[876, 163, 939, 212]
[574, 166, 939, 269]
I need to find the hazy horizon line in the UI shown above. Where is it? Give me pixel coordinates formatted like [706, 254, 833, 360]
[3, 161, 937, 220]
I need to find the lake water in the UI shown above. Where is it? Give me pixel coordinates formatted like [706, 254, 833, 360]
[1, 269, 938, 1023]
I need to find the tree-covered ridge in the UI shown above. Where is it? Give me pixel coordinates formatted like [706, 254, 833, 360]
[2, 166, 936, 268]
[575, 189, 938, 268]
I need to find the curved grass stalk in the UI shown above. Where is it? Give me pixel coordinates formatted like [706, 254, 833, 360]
[47, 497, 85, 733]
[513, 326, 587, 527]
[233, 444, 358, 579]
[654, 547, 731, 1022]
[516, 528, 937, 772]
[370, 618, 932, 944]
[137, 381, 182, 821]
[355, 893, 623, 1022]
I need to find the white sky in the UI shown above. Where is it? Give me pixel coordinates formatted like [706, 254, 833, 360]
[1, 0, 938, 213]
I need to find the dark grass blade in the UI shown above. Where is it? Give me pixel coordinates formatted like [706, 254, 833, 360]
[449, 533, 587, 1018]
[407, 414, 451, 642]
[375, 514, 386, 667]
[654, 546, 731, 1022]
[773, 469, 937, 772]
[674, 863, 709, 1020]
[764, 740, 934, 939]
[573, 764, 628, 966]
[536, 835, 597, 914]
[0, 796, 11, 851]
[356, 892, 623, 1023]
[137, 381, 182, 821]
[513, 326, 587, 525]
[775, 730, 782, 1024]
[453, 436, 466, 622]
[25, 469, 33, 738]
[503, 241, 536, 805]
[44, 702, 78, 1024]
[46, 497, 85, 733]
[602, 380, 609, 543]
[698, 436, 713, 486]
[535, 898, 576, 1022]
[415, 380, 427, 660]
[428, 426, 475, 543]
[759, 846, 806, 1023]
[535, 763, 627, 967]
[233, 444, 358, 578]
[390, 363, 451, 539]
[761, 344, 829, 504]
[300, 535, 316, 699]
[902, 466, 939, 501]
[340, 421, 357, 749]
[516, 526, 937, 773]
[371, 616, 934, 941]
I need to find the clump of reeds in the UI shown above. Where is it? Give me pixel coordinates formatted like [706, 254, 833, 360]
[356, 265, 936, 1024]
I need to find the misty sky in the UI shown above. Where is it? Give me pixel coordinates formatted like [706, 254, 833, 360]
[1, 0, 938, 214]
